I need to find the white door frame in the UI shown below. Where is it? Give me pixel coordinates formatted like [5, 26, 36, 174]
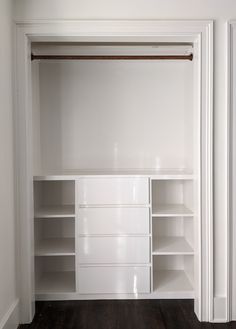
[14, 20, 213, 323]
[227, 20, 236, 322]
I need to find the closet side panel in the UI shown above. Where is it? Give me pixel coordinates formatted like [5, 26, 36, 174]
[32, 62, 42, 174]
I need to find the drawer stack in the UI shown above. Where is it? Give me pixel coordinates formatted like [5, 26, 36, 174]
[76, 177, 151, 294]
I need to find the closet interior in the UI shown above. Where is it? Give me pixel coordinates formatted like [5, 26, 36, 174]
[31, 42, 198, 300]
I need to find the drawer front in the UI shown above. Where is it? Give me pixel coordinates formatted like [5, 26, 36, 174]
[78, 266, 150, 294]
[77, 177, 149, 205]
[79, 237, 150, 264]
[78, 207, 150, 235]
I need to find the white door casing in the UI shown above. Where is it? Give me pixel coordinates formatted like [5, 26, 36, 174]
[14, 20, 213, 323]
[227, 21, 236, 322]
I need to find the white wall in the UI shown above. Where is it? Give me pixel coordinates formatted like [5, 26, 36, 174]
[0, 0, 18, 328]
[14, 0, 235, 320]
[33, 60, 193, 173]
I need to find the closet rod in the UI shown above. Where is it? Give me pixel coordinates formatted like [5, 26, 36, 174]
[31, 53, 193, 61]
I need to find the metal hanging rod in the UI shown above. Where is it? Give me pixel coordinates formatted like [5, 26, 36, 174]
[31, 53, 193, 61]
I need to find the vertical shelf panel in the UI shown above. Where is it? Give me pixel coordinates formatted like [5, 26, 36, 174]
[151, 178, 195, 297]
[34, 180, 76, 296]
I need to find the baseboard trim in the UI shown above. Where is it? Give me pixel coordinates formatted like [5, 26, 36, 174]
[0, 299, 19, 329]
[213, 296, 227, 322]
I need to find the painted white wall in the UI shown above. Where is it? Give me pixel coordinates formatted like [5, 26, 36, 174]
[14, 0, 235, 310]
[33, 60, 193, 173]
[0, 0, 18, 328]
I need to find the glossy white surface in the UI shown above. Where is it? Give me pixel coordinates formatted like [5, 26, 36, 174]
[33, 60, 193, 172]
[77, 177, 149, 205]
[78, 207, 150, 235]
[78, 237, 150, 264]
[78, 266, 150, 294]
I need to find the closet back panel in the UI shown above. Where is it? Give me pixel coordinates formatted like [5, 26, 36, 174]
[32, 60, 193, 173]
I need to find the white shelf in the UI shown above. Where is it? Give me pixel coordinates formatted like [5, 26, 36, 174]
[35, 205, 75, 218]
[152, 204, 193, 217]
[35, 238, 75, 256]
[153, 270, 193, 293]
[36, 271, 75, 294]
[33, 169, 194, 181]
[152, 237, 194, 255]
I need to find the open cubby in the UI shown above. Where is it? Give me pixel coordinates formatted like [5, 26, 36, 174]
[35, 256, 76, 294]
[152, 217, 194, 255]
[34, 180, 75, 218]
[151, 180, 194, 217]
[153, 255, 194, 294]
[34, 218, 75, 256]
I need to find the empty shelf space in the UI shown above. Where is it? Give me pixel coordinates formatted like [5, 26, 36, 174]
[152, 237, 194, 255]
[36, 271, 75, 294]
[34, 205, 75, 218]
[152, 204, 193, 217]
[153, 270, 193, 293]
[35, 238, 75, 256]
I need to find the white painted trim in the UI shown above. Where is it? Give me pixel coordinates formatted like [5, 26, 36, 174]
[15, 24, 35, 325]
[227, 20, 236, 322]
[212, 296, 227, 323]
[0, 299, 19, 329]
[14, 20, 213, 323]
[35, 292, 194, 301]
[226, 21, 231, 323]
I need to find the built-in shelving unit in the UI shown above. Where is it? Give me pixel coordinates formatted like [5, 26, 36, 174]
[30, 41, 197, 301]
[33, 173, 196, 299]
[34, 180, 76, 295]
[151, 177, 195, 296]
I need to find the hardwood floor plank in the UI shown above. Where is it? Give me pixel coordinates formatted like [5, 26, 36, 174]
[177, 299, 213, 329]
[18, 300, 236, 329]
[86, 300, 117, 329]
[139, 300, 166, 329]
[159, 299, 193, 329]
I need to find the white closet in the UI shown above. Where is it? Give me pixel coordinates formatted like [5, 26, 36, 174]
[31, 42, 198, 301]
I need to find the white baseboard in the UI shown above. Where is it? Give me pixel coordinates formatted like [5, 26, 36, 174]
[213, 296, 227, 322]
[0, 299, 19, 329]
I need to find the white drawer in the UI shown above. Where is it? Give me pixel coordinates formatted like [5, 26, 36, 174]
[78, 207, 150, 235]
[78, 236, 150, 264]
[77, 177, 149, 205]
[78, 266, 150, 294]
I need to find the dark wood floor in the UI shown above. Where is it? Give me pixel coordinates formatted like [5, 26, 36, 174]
[19, 300, 236, 329]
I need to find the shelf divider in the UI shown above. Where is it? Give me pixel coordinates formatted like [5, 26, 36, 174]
[35, 238, 75, 256]
[152, 204, 194, 217]
[35, 205, 75, 218]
